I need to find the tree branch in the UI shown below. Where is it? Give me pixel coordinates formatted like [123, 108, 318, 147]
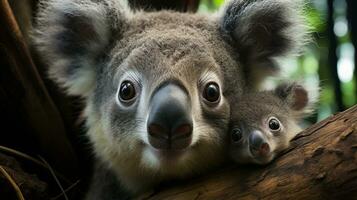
[139, 105, 357, 199]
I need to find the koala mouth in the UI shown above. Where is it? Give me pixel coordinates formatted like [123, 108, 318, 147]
[149, 146, 189, 161]
[147, 83, 193, 152]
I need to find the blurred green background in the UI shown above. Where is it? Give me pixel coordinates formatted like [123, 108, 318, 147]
[198, 0, 357, 122]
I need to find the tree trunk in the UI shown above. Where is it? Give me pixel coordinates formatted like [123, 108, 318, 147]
[0, 0, 79, 178]
[139, 105, 357, 200]
[346, 0, 357, 103]
[327, 0, 344, 111]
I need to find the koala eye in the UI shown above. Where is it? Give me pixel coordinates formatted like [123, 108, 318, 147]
[203, 82, 220, 103]
[231, 128, 243, 143]
[119, 81, 136, 102]
[268, 117, 281, 131]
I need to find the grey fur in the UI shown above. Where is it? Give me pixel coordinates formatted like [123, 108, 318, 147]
[228, 82, 317, 165]
[220, 0, 310, 88]
[85, 163, 132, 200]
[33, 0, 128, 96]
[32, 0, 309, 198]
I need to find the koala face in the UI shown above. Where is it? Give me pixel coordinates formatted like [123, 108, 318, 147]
[230, 113, 294, 165]
[229, 83, 317, 165]
[34, 0, 309, 193]
[89, 22, 232, 190]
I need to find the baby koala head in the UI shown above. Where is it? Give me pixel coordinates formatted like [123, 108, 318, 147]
[229, 82, 317, 165]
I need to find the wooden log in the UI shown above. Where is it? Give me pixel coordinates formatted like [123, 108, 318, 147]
[139, 105, 357, 200]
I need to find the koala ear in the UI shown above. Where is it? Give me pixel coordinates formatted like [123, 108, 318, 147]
[219, 0, 309, 85]
[33, 0, 130, 96]
[274, 82, 318, 118]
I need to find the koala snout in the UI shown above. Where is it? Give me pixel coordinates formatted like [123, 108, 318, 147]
[147, 83, 193, 150]
[249, 130, 270, 156]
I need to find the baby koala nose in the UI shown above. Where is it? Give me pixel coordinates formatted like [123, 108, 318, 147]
[147, 83, 193, 150]
[249, 130, 270, 156]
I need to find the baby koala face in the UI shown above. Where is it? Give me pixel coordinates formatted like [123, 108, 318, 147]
[230, 114, 291, 165]
[229, 83, 317, 165]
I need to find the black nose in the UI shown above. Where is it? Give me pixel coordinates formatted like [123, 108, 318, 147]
[147, 83, 193, 150]
[249, 130, 270, 156]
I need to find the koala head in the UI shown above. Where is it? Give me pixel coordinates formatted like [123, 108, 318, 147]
[229, 82, 317, 165]
[33, 0, 308, 192]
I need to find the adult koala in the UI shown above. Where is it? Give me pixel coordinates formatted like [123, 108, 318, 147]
[33, 0, 308, 199]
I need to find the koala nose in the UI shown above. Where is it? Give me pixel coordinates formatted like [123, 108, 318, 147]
[249, 130, 270, 156]
[147, 83, 193, 150]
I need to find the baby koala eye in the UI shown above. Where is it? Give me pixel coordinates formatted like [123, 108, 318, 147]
[203, 82, 220, 103]
[268, 117, 281, 131]
[231, 128, 243, 143]
[119, 80, 136, 102]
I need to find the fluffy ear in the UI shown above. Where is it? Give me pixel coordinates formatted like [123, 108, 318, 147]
[274, 82, 318, 118]
[33, 0, 130, 96]
[219, 0, 309, 86]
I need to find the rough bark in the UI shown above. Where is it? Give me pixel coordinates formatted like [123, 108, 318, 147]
[139, 105, 357, 200]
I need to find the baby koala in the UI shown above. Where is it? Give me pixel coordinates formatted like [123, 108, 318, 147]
[229, 82, 316, 165]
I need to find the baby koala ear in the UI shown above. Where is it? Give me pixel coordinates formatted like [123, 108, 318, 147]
[274, 82, 318, 118]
